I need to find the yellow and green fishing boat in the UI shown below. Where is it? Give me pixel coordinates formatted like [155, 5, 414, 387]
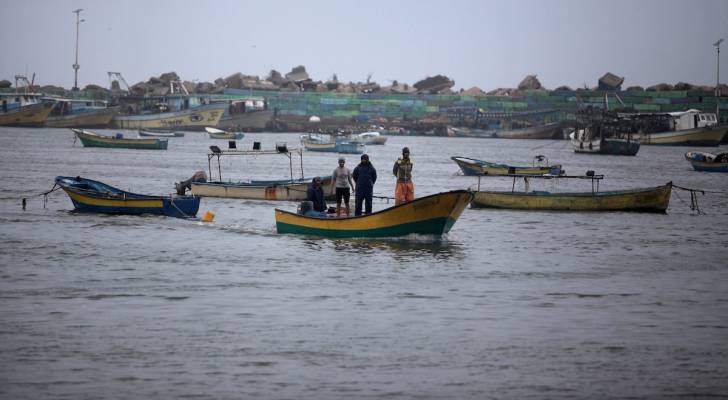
[275, 190, 472, 237]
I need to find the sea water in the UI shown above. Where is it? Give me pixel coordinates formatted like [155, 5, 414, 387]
[1, 127, 727, 399]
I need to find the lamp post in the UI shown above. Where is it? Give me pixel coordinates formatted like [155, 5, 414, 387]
[72, 8, 84, 91]
[714, 38, 724, 122]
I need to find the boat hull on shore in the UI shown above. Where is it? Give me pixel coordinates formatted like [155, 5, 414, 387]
[492, 122, 562, 139]
[471, 183, 672, 212]
[46, 106, 119, 128]
[0, 102, 54, 127]
[275, 190, 472, 238]
[111, 104, 226, 131]
[639, 126, 726, 146]
[73, 129, 168, 150]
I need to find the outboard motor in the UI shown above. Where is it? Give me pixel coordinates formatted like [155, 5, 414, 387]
[297, 201, 313, 215]
[175, 171, 207, 195]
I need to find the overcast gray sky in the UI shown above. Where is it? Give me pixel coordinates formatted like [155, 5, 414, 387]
[2, 0, 727, 90]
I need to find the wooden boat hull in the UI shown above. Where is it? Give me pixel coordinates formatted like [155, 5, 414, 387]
[276, 190, 472, 237]
[640, 125, 726, 146]
[302, 139, 365, 154]
[0, 102, 54, 127]
[138, 129, 185, 137]
[73, 129, 168, 150]
[569, 133, 640, 156]
[208, 132, 244, 140]
[493, 122, 562, 139]
[191, 177, 334, 200]
[46, 106, 119, 128]
[451, 156, 562, 176]
[111, 104, 226, 130]
[685, 151, 728, 172]
[218, 109, 273, 131]
[471, 183, 672, 212]
[55, 176, 200, 218]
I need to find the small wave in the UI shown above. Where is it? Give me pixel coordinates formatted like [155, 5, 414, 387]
[85, 294, 145, 300]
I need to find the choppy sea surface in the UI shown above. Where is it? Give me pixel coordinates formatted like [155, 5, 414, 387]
[1, 127, 727, 400]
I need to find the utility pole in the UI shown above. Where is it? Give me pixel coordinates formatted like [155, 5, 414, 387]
[714, 38, 724, 122]
[72, 9, 84, 91]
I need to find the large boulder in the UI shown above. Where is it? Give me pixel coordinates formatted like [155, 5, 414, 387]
[285, 65, 310, 83]
[518, 74, 542, 90]
[598, 72, 624, 90]
[647, 83, 673, 91]
[413, 75, 454, 94]
[158, 71, 180, 83]
[673, 82, 694, 91]
[224, 72, 245, 89]
[83, 84, 105, 91]
[266, 69, 286, 86]
[0, 80, 11, 88]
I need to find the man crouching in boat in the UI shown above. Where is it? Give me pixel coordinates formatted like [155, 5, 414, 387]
[393, 147, 414, 205]
[303, 176, 328, 217]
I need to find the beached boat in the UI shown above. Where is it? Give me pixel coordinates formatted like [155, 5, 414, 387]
[492, 121, 563, 139]
[300, 134, 365, 154]
[55, 176, 200, 218]
[190, 145, 334, 200]
[685, 151, 728, 172]
[632, 110, 726, 146]
[347, 131, 388, 145]
[569, 129, 640, 155]
[214, 98, 273, 132]
[205, 126, 244, 140]
[45, 99, 119, 128]
[0, 92, 55, 127]
[470, 174, 671, 212]
[451, 156, 563, 176]
[72, 128, 168, 150]
[275, 190, 472, 238]
[138, 128, 185, 137]
[112, 99, 226, 130]
[447, 126, 496, 138]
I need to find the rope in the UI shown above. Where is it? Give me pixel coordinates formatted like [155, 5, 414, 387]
[672, 184, 705, 215]
[168, 196, 196, 219]
[6, 184, 63, 210]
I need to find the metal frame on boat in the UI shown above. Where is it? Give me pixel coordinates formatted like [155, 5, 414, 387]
[190, 144, 334, 200]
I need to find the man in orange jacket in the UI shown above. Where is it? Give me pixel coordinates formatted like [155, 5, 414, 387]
[392, 147, 414, 205]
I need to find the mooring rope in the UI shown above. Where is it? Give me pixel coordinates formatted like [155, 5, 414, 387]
[672, 184, 706, 215]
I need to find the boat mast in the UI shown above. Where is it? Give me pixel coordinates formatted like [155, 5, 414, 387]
[72, 9, 84, 91]
[714, 38, 724, 122]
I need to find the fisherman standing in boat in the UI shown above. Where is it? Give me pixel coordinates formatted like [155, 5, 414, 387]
[331, 157, 355, 217]
[393, 147, 414, 205]
[352, 154, 377, 216]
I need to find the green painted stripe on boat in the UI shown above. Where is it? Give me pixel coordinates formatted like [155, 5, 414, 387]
[276, 217, 458, 238]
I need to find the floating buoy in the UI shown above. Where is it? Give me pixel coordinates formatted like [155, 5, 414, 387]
[201, 211, 215, 222]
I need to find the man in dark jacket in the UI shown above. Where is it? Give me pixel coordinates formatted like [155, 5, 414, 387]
[306, 176, 327, 215]
[352, 154, 377, 216]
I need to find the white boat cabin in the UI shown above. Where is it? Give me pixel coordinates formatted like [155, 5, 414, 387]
[668, 109, 718, 131]
[0, 92, 45, 113]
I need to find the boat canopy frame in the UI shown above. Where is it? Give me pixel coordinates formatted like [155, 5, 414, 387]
[206, 144, 305, 183]
[476, 173, 605, 194]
